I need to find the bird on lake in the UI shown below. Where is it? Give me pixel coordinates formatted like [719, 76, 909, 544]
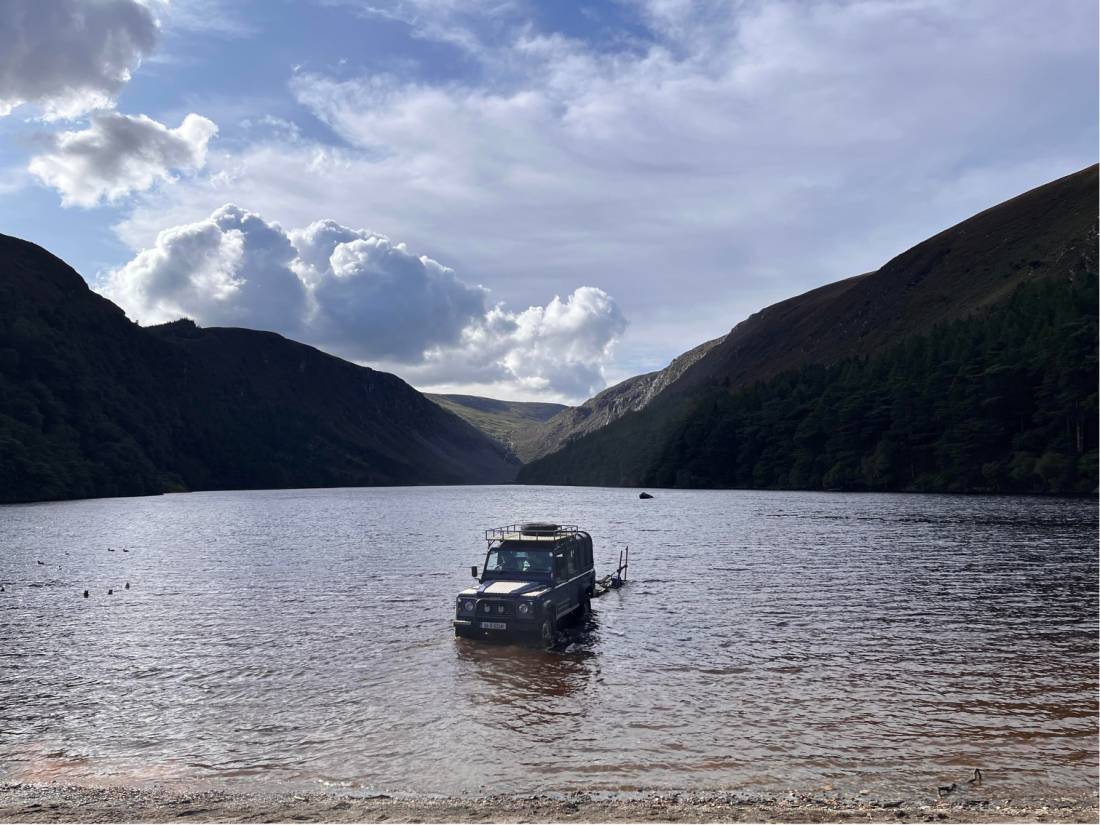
[83, 590, 89, 598]
[1, 586, 5, 592]
[937, 783, 957, 798]
[36, 560, 44, 565]
[967, 769, 982, 786]
[122, 548, 129, 553]
[108, 547, 115, 552]
[107, 588, 113, 595]
[125, 582, 130, 590]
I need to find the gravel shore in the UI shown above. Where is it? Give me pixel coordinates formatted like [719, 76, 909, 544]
[1, 783, 1096, 823]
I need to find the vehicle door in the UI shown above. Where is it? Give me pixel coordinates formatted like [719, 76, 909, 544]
[552, 544, 579, 614]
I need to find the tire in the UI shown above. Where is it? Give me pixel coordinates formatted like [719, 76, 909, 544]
[540, 608, 557, 645]
[576, 596, 591, 624]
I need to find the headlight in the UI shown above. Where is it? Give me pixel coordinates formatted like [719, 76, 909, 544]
[518, 603, 531, 615]
[461, 600, 475, 612]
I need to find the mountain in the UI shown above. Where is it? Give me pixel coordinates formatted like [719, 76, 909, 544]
[0, 234, 516, 504]
[425, 394, 566, 462]
[523, 334, 726, 461]
[520, 165, 1099, 493]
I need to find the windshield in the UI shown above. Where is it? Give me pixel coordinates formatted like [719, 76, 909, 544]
[484, 548, 552, 576]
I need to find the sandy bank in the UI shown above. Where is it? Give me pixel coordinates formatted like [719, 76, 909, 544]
[1, 784, 1097, 823]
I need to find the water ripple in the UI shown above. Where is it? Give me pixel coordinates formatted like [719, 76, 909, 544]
[0, 486, 1095, 799]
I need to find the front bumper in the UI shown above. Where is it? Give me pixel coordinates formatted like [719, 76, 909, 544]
[453, 617, 539, 639]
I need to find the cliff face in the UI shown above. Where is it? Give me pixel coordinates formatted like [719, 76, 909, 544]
[0, 234, 516, 504]
[523, 335, 725, 461]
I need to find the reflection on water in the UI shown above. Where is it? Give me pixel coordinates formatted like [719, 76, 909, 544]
[0, 486, 1096, 799]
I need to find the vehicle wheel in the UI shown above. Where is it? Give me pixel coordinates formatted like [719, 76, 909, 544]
[540, 609, 557, 645]
[576, 596, 591, 624]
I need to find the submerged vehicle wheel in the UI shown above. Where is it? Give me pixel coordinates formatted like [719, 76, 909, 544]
[577, 596, 591, 623]
[540, 609, 557, 645]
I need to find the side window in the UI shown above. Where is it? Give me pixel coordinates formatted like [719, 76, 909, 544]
[554, 552, 567, 580]
[565, 546, 577, 576]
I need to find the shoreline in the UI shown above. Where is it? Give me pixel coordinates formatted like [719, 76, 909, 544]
[1, 783, 1096, 823]
[2, 484, 1096, 508]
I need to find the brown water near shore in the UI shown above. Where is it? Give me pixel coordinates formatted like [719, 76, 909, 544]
[1, 487, 1096, 802]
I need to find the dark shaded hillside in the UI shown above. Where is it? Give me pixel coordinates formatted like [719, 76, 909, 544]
[0, 234, 516, 504]
[425, 394, 565, 463]
[521, 275, 1098, 492]
[672, 165, 1099, 397]
[520, 166, 1099, 492]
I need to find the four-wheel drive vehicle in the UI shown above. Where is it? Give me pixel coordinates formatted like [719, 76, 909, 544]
[454, 523, 595, 644]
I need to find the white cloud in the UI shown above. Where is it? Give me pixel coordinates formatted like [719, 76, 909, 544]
[408, 287, 627, 399]
[151, 0, 256, 37]
[117, 0, 1097, 391]
[103, 206, 625, 399]
[28, 112, 218, 207]
[321, 0, 522, 55]
[318, 235, 488, 360]
[102, 204, 306, 332]
[0, 0, 158, 119]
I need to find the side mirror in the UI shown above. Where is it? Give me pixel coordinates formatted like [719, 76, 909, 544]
[470, 565, 478, 579]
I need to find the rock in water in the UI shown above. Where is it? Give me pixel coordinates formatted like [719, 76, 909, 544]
[639, 492, 654, 499]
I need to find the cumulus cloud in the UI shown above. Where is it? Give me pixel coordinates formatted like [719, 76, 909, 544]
[28, 111, 217, 207]
[103, 206, 625, 399]
[316, 235, 489, 361]
[120, 0, 1097, 380]
[409, 288, 627, 399]
[0, 0, 158, 119]
[102, 204, 306, 331]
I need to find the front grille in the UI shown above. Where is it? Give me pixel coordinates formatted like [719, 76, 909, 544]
[476, 599, 513, 617]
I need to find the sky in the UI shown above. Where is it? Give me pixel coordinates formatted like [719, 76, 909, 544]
[0, 0, 1096, 403]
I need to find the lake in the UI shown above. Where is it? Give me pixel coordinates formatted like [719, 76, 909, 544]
[0, 486, 1096, 800]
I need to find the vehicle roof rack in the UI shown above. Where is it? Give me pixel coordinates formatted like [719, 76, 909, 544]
[485, 523, 582, 544]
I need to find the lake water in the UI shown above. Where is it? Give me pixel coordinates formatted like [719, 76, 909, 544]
[0, 486, 1096, 801]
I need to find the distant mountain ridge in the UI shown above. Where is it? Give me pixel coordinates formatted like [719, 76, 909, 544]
[4, 165, 1095, 502]
[519, 165, 1099, 493]
[0, 234, 516, 504]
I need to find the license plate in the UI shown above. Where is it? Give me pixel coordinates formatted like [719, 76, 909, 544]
[480, 621, 507, 630]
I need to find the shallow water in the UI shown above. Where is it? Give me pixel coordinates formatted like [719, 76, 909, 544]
[0, 486, 1096, 799]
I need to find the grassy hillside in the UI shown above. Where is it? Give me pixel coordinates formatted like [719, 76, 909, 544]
[426, 394, 565, 463]
[0, 234, 516, 504]
[520, 166, 1098, 493]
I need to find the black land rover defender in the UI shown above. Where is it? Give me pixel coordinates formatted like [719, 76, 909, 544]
[453, 523, 595, 644]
